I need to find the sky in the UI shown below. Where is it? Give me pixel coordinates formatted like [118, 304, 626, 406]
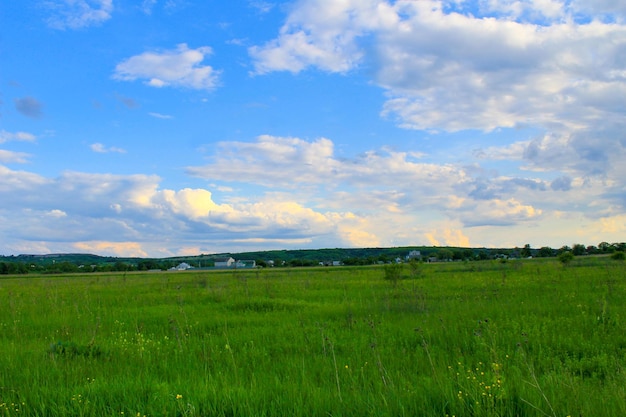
[1, 0, 625, 258]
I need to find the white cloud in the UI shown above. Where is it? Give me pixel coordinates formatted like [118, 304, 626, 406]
[90, 143, 126, 153]
[44, 0, 113, 30]
[249, 1, 274, 14]
[249, 0, 396, 73]
[425, 226, 471, 247]
[186, 135, 626, 243]
[148, 112, 173, 119]
[0, 128, 623, 256]
[0, 130, 37, 143]
[570, 0, 626, 20]
[47, 209, 67, 218]
[141, 0, 157, 15]
[187, 134, 466, 194]
[0, 166, 49, 192]
[458, 198, 543, 227]
[250, 0, 626, 181]
[0, 165, 375, 256]
[0, 151, 32, 164]
[73, 241, 149, 257]
[151, 188, 234, 220]
[113, 44, 221, 90]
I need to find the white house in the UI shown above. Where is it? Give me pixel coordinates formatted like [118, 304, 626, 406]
[173, 262, 192, 270]
[214, 257, 235, 268]
[406, 250, 421, 260]
[236, 260, 256, 268]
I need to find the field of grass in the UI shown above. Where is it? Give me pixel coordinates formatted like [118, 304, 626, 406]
[1, 257, 625, 416]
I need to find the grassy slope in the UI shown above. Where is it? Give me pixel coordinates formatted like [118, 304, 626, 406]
[0, 258, 625, 416]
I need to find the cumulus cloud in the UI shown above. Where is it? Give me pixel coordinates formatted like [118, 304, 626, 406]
[425, 227, 471, 247]
[0, 165, 374, 256]
[90, 143, 126, 153]
[113, 44, 221, 90]
[44, 0, 113, 30]
[550, 176, 572, 191]
[0, 130, 37, 143]
[14, 97, 43, 118]
[0, 150, 32, 164]
[1, 128, 624, 256]
[249, 0, 393, 74]
[73, 241, 149, 258]
[459, 198, 543, 227]
[186, 135, 562, 230]
[250, 0, 626, 181]
[187, 134, 465, 193]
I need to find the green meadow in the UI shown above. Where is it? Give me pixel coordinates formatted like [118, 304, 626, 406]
[1, 257, 625, 416]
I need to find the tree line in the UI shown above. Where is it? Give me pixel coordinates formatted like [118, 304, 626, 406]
[1, 241, 624, 275]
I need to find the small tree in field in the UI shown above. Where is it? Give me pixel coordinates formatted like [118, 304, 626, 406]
[558, 251, 574, 265]
[384, 262, 403, 287]
[408, 258, 423, 279]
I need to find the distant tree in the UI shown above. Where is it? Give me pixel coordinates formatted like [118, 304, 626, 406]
[436, 249, 453, 261]
[343, 257, 368, 266]
[558, 251, 574, 265]
[586, 245, 598, 255]
[378, 254, 390, 264]
[520, 244, 532, 258]
[557, 245, 571, 255]
[452, 250, 464, 261]
[537, 246, 554, 257]
[45, 261, 79, 273]
[113, 261, 131, 272]
[598, 242, 612, 253]
[572, 243, 586, 256]
[138, 260, 160, 271]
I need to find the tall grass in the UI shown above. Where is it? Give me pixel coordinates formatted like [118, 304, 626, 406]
[0, 258, 624, 416]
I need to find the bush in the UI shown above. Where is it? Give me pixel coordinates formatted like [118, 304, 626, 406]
[383, 262, 404, 286]
[558, 251, 574, 265]
[611, 251, 625, 261]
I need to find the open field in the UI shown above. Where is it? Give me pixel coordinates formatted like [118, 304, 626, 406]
[1, 257, 625, 416]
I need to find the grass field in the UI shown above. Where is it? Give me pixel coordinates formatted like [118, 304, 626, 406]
[1, 257, 625, 416]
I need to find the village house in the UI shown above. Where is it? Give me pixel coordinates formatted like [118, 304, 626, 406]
[171, 262, 192, 270]
[235, 260, 256, 268]
[214, 257, 235, 268]
[406, 250, 421, 260]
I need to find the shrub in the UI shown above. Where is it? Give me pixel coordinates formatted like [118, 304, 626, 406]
[383, 262, 404, 286]
[611, 251, 625, 261]
[558, 251, 574, 265]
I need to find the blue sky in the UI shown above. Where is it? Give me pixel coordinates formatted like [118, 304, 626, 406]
[1, 0, 625, 257]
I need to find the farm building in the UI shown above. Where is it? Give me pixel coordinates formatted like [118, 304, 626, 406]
[171, 262, 192, 270]
[214, 257, 235, 268]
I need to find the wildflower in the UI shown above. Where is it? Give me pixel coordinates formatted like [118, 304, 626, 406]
[176, 394, 183, 400]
